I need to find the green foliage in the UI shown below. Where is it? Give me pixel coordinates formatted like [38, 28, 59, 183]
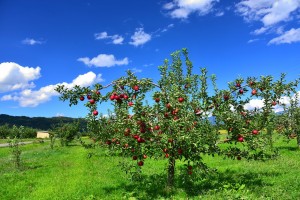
[51, 121, 81, 146]
[0, 124, 37, 139]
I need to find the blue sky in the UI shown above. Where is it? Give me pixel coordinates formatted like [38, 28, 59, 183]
[0, 0, 300, 118]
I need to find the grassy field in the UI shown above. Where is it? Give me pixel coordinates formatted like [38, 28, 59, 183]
[0, 137, 299, 200]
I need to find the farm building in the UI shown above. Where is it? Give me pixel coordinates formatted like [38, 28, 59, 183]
[36, 131, 49, 138]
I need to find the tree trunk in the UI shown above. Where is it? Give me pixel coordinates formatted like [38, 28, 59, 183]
[167, 156, 175, 188]
[297, 134, 300, 149]
[267, 126, 273, 150]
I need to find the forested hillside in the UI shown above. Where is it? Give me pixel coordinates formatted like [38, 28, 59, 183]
[0, 114, 87, 130]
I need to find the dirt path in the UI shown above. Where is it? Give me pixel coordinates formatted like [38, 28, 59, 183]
[0, 141, 34, 148]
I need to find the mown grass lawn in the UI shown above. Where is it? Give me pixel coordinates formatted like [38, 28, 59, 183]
[0, 136, 299, 200]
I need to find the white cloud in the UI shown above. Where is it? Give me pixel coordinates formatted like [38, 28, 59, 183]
[1, 72, 104, 107]
[22, 38, 44, 45]
[244, 99, 264, 110]
[0, 62, 41, 93]
[111, 35, 124, 44]
[162, 24, 175, 33]
[78, 54, 129, 67]
[130, 68, 142, 73]
[94, 32, 124, 45]
[215, 11, 224, 17]
[268, 28, 300, 44]
[247, 38, 259, 43]
[95, 32, 109, 39]
[252, 27, 269, 35]
[56, 113, 64, 117]
[163, 0, 219, 19]
[163, 2, 176, 10]
[236, 0, 300, 44]
[244, 92, 300, 113]
[129, 28, 152, 46]
[236, 0, 300, 26]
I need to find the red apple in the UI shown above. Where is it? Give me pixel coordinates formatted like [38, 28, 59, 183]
[251, 89, 257, 95]
[132, 85, 139, 91]
[252, 129, 259, 135]
[272, 101, 277, 106]
[143, 154, 147, 159]
[178, 148, 183, 155]
[89, 99, 95, 104]
[173, 116, 179, 120]
[93, 110, 98, 116]
[123, 94, 129, 99]
[165, 153, 169, 158]
[106, 140, 111, 145]
[237, 136, 244, 142]
[138, 161, 144, 166]
[124, 128, 131, 136]
[87, 95, 92, 100]
[154, 125, 160, 130]
[140, 127, 146, 133]
[223, 95, 229, 101]
[239, 89, 244, 94]
[155, 97, 160, 103]
[79, 96, 85, 101]
[128, 102, 134, 106]
[166, 103, 172, 109]
[137, 137, 145, 143]
[163, 148, 168, 153]
[133, 156, 138, 160]
[164, 112, 169, 118]
[178, 97, 184, 103]
[133, 135, 139, 139]
[96, 91, 100, 95]
[236, 82, 241, 87]
[110, 95, 115, 101]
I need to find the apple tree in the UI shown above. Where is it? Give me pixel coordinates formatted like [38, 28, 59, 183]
[55, 49, 298, 187]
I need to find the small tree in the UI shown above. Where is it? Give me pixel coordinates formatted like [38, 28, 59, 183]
[276, 88, 300, 149]
[8, 125, 24, 169]
[52, 121, 80, 146]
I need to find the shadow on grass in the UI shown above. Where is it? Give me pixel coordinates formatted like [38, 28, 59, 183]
[102, 169, 280, 199]
[277, 146, 299, 152]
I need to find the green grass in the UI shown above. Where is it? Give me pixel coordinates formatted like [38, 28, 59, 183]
[0, 137, 300, 200]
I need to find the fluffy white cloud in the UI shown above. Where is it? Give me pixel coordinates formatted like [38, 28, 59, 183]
[0, 62, 41, 93]
[236, 0, 300, 26]
[244, 92, 300, 113]
[268, 28, 300, 44]
[22, 38, 44, 45]
[77, 54, 129, 67]
[1, 72, 104, 107]
[129, 28, 151, 47]
[163, 0, 219, 19]
[244, 99, 264, 110]
[94, 32, 124, 44]
[236, 0, 300, 44]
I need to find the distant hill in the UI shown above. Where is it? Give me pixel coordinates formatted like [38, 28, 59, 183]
[0, 114, 87, 130]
